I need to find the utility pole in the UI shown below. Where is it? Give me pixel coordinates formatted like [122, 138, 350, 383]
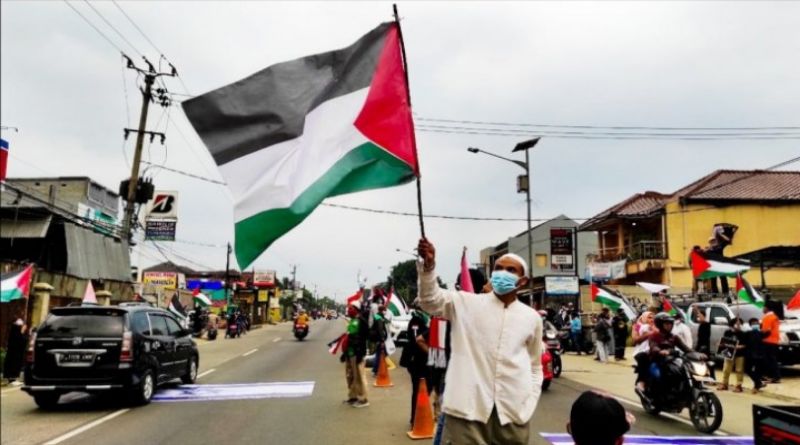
[225, 242, 232, 312]
[120, 56, 176, 244]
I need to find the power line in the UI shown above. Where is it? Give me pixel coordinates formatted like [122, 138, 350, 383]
[417, 123, 800, 138]
[141, 160, 225, 185]
[415, 116, 800, 132]
[110, 0, 163, 56]
[82, 0, 144, 58]
[62, 0, 125, 55]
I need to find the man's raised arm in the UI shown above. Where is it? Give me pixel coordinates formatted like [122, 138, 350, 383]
[416, 238, 457, 319]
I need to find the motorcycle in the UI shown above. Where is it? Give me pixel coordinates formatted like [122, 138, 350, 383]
[635, 350, 723, 433]
[293, 323, 309, 341]
[543, 322, 562, 378]
[226, 319, 240, 338]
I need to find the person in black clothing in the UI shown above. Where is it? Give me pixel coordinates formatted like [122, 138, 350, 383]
[743, 318, 766, 393]
[3, 314, 28, 384]
[399, 305, 431, 425]
[612, 309, 628, 361]
[694, 307, 711, 354]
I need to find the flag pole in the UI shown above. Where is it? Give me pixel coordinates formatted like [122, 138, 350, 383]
[392, 4, 426, 238]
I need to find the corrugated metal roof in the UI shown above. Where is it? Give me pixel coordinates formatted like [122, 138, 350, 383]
[64, 224, 131, 282]
[0, 216, 52, 238]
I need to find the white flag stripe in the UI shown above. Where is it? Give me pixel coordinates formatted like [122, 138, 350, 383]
[218, 89, 370, 222]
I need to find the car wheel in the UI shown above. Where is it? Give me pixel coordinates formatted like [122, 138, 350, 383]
[181, 357, 198, 384]
[33, 393, 60, 409]
[129, 369, 155, 405]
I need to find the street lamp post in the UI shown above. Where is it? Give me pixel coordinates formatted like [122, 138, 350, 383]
[467, 138, 541, 306]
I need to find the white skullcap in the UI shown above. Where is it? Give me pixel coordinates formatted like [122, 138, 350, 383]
[497, 253, 529, 277]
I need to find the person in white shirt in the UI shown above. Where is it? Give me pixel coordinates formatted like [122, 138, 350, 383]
[417, 238, 543, 445]
[672, 311, 693, 350]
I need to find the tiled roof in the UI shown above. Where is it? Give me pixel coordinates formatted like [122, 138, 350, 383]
[579, 169, 800, 230]
[673, 170, 800, 202]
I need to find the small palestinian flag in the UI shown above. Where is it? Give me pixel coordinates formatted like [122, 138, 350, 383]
[386, 288, 408, 317]
[691, 250, 750, 279]
[192, 288, 212, 307]
[0, 264, 33, 303]
[735, 274, 765, 309]
[347, 289, 363, 308]
[328, 334, 347, 355]
[183, 22, 418, 269]
[662, 297, 678, 316]
[591, 283, 637, 320]
[169, 293, 187, 319]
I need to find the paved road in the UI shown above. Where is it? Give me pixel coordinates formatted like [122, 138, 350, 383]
[2, 320, 722, 445]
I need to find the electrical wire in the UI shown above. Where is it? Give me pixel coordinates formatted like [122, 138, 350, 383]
[415, 116, 800, 132]
[416, 123, 800, 138]
[82, 0, 144, 58]
[62, 0, 126, 55]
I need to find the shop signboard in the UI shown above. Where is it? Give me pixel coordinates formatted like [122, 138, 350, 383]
[254, 270, 276, 287]
[545, 276, 580, 295]
[550, 228, 574, 270]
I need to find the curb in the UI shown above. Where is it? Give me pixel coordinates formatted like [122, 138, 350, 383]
[574, 354, 800, 404]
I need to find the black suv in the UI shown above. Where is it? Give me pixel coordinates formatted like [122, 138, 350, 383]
[22, 303, 199, 408]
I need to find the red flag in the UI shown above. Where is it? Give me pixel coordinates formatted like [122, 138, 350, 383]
[459, 247, 474, 293]
[192, 287, 200, 296]
[691, 250, 711, 278]
[663, 298, 677, 316]
[590, 283, 599, 301]
[347, 289, 362, 307]
[788, 290, 800, 310]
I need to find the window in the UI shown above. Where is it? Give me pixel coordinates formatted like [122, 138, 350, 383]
[165, 317, 183, 336]
[536, 254, 548, 268]
[690, 306, 705, 323]
[38, 312, 124, 338]
[131, 312, 151, 335]
[709, 307, 730, 324]
[148, 314, 169, 336]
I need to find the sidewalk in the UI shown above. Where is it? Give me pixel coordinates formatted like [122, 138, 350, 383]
[559, 348, 799, 437]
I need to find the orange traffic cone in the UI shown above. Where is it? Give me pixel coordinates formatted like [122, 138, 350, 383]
[407, 378, 435, 440]
[374, 354, 394, 387]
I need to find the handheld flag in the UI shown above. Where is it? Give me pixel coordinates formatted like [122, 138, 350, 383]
[735, 274, 765, 309]
[82, 281, 98, 305]
[459, 247, 475, 293]
[591, 283, 637, 320]
[328, 334, 347, 355]
[691, 250, 749, 279]
[386, 288, 408, 317]
[427, 317, 448, 369]
[0, 264, 33, 303]
[169, 293, 187, 319]
[662, 297, 678, 316]
[789, 290, 800, 311]
[182, 22, 419, 269]
[192, 288, 212, 307]
[636, 282, 669, 295]
[347, 289, 363, 307]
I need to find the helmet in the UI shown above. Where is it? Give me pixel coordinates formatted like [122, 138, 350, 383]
[654, 312, 675, 330]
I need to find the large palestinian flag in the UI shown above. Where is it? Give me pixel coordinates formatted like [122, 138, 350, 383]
[0, 265, 33, 303]
[690, 250, 749, 279]
[590, 283, 637, 320]
[183, 22, 418, 268]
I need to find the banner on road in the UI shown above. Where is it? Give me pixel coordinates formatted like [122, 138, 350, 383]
[541, 433, 753, 445]
[152, 381, 315, 402]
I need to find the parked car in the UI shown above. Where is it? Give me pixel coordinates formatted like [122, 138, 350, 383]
[390, 314, 412, 345]
[22, 303, 199, 408]
[685, 301, 800, 366]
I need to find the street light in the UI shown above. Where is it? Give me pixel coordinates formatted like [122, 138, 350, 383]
[467, 137, 541, 306]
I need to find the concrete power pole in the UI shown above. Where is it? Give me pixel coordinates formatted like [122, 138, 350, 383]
[120, 56, 176, 244]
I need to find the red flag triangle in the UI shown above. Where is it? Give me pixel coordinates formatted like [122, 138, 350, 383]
[691, 251, 711, 278]
[590, 283, 599, 301]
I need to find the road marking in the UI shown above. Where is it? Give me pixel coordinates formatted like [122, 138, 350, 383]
[273, 337, 281, 343]
[197, 368, 216, 379]
[612, 394, 728, 436]
[44, 408, 130, 445]
[243, 348, 258, 357]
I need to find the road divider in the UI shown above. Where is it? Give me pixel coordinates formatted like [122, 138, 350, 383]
[197, 369, 216, 379]
[44, 409, 130, 445]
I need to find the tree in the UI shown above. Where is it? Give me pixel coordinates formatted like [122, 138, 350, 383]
[387, 259, 447, 305]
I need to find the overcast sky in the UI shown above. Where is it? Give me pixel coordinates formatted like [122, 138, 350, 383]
[2, 1, 799, 302]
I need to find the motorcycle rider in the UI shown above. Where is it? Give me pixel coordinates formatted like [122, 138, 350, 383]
[296, 309, 310, 327]
[646, 313, 699, 395]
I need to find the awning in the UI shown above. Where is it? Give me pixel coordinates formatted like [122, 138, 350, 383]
[734, 246, 800, 269]
[64, 224, 132, 282]
[0, 216, 52, 239]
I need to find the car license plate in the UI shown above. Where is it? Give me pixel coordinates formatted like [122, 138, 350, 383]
[62, 353, 94, 363]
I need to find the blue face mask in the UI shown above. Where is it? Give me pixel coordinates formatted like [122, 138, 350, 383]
[491, 270, 520, 295]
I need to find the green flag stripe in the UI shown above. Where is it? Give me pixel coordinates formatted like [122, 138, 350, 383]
[0, 288, 25, 303]
[234, 142, 415, 267]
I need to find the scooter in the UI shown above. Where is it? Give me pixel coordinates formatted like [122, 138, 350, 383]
[293, 323, 309, 341]
[543, 324, 562, 378]
[635, 350, 722, 433]
[226, 320, 240, 338]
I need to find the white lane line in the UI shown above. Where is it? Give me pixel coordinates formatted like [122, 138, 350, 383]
[44, 408, 130, 445]
[272, 337, 281, 343]
[612, 394, 728, 436]
[242, 348, 258, 357]
[197, 368, 216, 379]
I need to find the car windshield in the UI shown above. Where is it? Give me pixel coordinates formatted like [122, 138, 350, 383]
[730, 304, 762, 323]
[38, 311, 125, 338]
